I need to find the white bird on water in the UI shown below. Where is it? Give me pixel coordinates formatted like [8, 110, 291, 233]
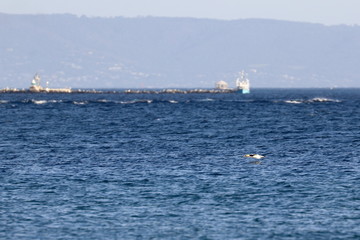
[244, 154, 265, 159]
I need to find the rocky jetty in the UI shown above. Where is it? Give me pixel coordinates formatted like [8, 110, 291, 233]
[0, 88, 236, 94]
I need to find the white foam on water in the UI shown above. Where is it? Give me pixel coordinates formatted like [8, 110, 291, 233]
[32, 100, 47, 105]
[310, 97, 341, 103]
[119, 100, 153, 104]
[73, 101, 88, 105]
[284, 100, 303, 104]
[97, 99, 111, 103]
[197, 98, 215, 102]
[283, 98, 341, 104]
[48, 100, 63, 103]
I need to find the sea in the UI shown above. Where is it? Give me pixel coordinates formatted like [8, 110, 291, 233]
[1, 88, 359, 240]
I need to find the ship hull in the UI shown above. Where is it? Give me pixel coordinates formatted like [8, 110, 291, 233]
[236, 89, 250, 94]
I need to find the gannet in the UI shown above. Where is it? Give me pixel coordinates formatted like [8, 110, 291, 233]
[244, 154, 265, 159]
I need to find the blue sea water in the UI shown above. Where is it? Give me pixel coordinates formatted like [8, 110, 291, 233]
[1, 89, 360, 240]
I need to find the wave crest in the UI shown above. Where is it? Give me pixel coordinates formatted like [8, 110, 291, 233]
[284, 97, 341, 104]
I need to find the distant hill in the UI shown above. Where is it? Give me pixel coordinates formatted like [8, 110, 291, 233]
[1, 13, 360, 88]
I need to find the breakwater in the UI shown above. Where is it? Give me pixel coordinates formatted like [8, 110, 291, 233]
[0, 88, 237, 94]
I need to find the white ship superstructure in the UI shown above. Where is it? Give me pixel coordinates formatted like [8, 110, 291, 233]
[235, 71, 250, 94]
[29, 74, 71, 93]
[29, 74, 43, 92]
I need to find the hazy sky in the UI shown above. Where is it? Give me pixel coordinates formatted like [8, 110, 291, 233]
[0, 0, 359, 25]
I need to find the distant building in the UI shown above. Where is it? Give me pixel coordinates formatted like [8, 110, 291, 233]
[215, 80, 228, 90]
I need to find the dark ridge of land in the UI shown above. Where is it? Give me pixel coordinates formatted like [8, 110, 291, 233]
[1, 14, 360, 88]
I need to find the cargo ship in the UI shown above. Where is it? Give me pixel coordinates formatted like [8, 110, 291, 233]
[235, 71, 250, 94]
[29, 74, 71, 93]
